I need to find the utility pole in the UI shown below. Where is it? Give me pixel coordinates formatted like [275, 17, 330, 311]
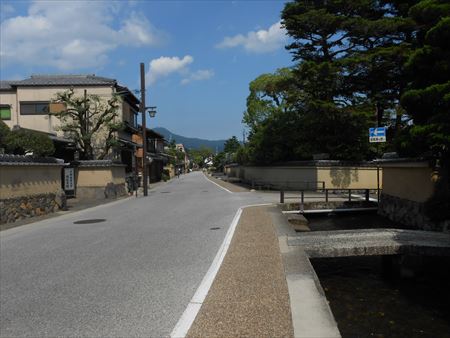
[376, 104, 381, 203]
[84, 89, 89, 135]
[140, 62, 148, 196]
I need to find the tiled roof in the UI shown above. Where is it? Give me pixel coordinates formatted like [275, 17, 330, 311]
[0, 81, 20, 90]
[2, 75, 117, 87]
[74, 160, 126, 167]
[0, 154, 64, 166]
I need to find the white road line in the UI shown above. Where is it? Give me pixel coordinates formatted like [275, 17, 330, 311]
[170, 207, 242, 337]
[202, 173, 233, 194]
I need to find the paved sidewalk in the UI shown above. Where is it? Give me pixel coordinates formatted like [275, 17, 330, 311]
[206, 174, 250, 193]
[0, 180, 168, 231]
[187, 206, 294, 337]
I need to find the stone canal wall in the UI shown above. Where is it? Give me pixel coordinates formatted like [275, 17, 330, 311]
[378, 159, 448, 232]
[378, 193, 449, 232]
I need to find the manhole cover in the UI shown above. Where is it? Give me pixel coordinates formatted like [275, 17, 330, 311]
[73, 219, 106, 224]
[202, 190, 209, 193]
[160, 191, 171, 194]
[210, 227, 221, 230]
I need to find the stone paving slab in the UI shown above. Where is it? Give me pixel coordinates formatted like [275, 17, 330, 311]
[187, 206, 294, 338]
[288, 228, 450, 258]
[271, 207, 341, 338]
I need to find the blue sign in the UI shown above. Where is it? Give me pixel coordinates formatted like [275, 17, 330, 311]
[369, 127, 386, 143]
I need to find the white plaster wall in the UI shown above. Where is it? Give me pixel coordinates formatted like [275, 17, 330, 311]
[15, 86, 115, 136]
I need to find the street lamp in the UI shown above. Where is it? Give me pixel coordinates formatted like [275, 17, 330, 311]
[140, 62, 158, 197]
[144, 106, 157, 191]
[146, 106, 157, 118]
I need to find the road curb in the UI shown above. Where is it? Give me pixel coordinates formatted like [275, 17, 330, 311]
[270, 206, 342, 338]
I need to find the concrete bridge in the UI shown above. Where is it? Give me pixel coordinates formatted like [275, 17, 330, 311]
[288, 228, 450, 258]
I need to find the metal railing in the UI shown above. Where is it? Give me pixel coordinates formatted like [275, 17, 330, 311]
[280, 188, 381, 203]
[251, 180, 325, 191]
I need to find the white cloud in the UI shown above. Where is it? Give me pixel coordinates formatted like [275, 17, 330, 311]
[181, 69, 214, 85]
[118, 13, 165, 46]
[216, 21, 287, 53]
[0, 1, 165, 70]
[146, 55, 214, 85]
[147, 55, 193, 84]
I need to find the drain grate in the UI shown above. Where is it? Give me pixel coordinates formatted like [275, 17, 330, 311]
[160, 191, 171, 194]
[210, 227, 221, 230]
[73, 219, 106, 224]
[202, 190, 209, 193]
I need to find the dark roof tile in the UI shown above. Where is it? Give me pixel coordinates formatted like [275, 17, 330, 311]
[0, 81, 20, 90]
[0, 154, 64, 165]
[12, 74, 116, 87]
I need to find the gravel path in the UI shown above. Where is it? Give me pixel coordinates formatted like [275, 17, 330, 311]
[187, 206, 294, 337]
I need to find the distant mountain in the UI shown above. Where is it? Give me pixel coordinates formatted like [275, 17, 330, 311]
[153, 127, 226, 152]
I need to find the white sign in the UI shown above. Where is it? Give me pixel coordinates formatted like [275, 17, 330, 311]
[369, 127, 386, 143]
[64, 167, 75, 191]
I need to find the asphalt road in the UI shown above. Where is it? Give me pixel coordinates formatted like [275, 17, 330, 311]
[0, 172, 276, 337]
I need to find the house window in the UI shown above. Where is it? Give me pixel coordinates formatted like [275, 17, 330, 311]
[0, 105, 11, 120]
[20, 101, 50, 115]
[130, 107, 138, 128]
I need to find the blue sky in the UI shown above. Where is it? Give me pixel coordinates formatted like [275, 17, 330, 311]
[0, 0, 293, 140]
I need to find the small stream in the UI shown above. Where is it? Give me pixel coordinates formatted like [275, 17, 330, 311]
[306, 211, 399, 231]
[307, 213, 450, 338]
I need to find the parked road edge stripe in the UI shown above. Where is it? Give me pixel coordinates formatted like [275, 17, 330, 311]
[170, 207, 242, 337]
[202, 173, 233, 194]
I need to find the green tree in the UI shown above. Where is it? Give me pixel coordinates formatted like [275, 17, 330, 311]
[3, 127, 55, 156]
[0, 120, 11, 153]
[243, 68, 296, 130]
[223, 136, 240, 154]
[166, 140, 185, 166]
[241, 0, 432, 165]
[213, 136, 242, 169]
[188, 146, 214, 168]
[400, 1, 450, 160]
[52, 89, 123, 160]
[242, 68, 310, 164]
[278, 0, 417, 159]
[235, 145, 250, 165]
[245, 109, 305, 164]
[213, 151, 226, 171]
[400, 0, 450, 221]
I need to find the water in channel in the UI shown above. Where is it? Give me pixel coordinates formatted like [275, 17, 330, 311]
[307, 213, 450, 338]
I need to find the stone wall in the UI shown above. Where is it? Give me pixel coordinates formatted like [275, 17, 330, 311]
[378, 193, 449, 232]
[0, 191, 66, 224]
